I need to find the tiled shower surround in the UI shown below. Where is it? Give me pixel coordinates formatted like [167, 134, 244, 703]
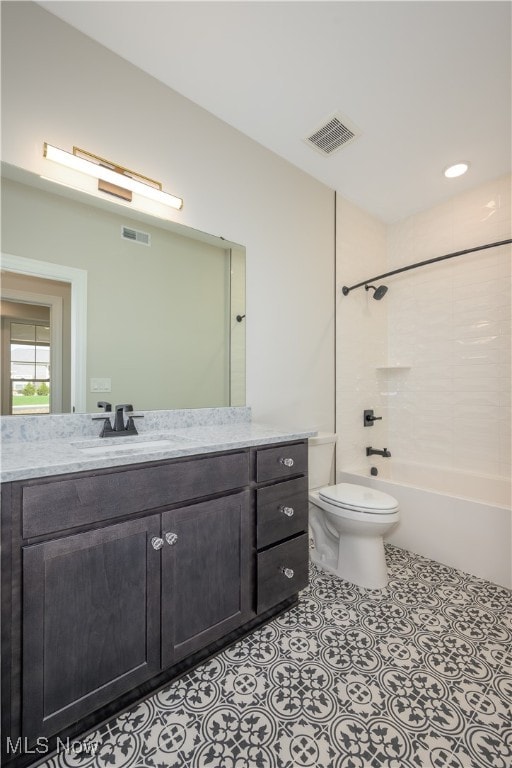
[337, 174, 511, 480]
[39, 546, 512, 768]
[386, 174, 511, 478]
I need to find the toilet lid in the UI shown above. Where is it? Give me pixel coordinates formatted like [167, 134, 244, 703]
[318, 483, 399, 514]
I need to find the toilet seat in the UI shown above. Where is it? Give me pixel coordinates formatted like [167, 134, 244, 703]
[318, 483, 399, 515]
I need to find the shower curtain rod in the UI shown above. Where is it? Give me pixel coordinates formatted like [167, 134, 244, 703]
[341, 238, 512, 296]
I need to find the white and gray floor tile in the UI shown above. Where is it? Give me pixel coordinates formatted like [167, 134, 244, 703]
[43, 545, 512, 768]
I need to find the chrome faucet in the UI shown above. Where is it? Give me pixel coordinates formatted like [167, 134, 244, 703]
[366, 446, 391, 458]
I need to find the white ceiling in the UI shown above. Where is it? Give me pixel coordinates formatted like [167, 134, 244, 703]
[38, 1, 511, 223]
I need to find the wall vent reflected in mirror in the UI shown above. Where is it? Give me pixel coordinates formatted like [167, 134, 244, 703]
[121, 226, 151, 246]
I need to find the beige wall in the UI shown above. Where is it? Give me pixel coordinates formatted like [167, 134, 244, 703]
[229, 247, 246, 407]
[1, 1, 335, 431]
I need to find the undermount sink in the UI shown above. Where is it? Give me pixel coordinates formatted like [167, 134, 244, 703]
[72, 433, 195, 455]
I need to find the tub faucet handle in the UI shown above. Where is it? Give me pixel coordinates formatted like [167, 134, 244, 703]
[364, 409, 382, 426]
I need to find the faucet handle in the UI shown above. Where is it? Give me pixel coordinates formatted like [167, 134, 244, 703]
[364, 409, 382, 425]
[97, 401, 112, 412]
[125, 413, 144, 432]
[92, 417, 114, 437]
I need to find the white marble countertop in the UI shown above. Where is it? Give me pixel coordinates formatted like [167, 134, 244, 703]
[1, 416, 315, 483]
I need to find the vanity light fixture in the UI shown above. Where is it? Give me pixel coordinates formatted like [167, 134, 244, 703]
[444, 162, 469, 179]
[43, 143, 183, 210]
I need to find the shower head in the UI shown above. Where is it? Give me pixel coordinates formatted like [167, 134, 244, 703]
[365, 284, 388, 300]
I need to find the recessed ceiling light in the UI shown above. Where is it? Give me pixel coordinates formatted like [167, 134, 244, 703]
[444, 162, 469, 178]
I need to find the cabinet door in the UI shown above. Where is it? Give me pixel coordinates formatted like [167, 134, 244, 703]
[22, 515, 161, 742]
[161, 492, 251, 667]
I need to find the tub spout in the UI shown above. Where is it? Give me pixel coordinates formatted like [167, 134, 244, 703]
[366, 446, 391, 458]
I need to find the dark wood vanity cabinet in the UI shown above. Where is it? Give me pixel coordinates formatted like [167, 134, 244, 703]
[22, 515, 162, 742]
[1, 440, 308, 767]
[160, 492, 251, 667]
[254, 444, 309, 612]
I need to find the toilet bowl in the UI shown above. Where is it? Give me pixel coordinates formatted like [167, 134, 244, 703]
[309, 482, 399, 589]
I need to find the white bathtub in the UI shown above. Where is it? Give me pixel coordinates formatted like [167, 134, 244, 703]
[339, 462, 511, 589]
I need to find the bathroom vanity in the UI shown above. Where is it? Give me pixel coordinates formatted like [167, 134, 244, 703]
[1, 409, 312, 767]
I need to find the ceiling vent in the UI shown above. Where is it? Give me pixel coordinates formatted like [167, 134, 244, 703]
[121, 226, 151, 246]
[305, 112, 361, 156]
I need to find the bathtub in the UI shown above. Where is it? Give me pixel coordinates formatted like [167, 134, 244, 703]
[339, 462, 511, 589]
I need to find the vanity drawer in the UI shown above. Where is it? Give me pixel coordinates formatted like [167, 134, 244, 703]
[256, 476, 308, 549]
[257, 533, 309, 613]
[255, 442, 307, 483]
[21, 451, 249, 538]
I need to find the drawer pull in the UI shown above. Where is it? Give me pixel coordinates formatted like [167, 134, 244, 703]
[280, 505, 295, 518]
[164, 532, 178, 546]
[151, 536, 164, 551]
[280, 457, 294, 468]
[281, 567, 295, 579]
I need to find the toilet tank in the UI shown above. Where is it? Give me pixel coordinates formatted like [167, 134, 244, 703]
[308, 433, 336, 490]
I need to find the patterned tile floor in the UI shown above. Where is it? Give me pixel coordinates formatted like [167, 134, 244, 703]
[43, 545, 511, 768]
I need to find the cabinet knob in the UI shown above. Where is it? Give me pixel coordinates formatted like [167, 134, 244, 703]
[164, 532, 178, 546]
[281, 567, 295, 579]
[280, 505, 294, 517]
[280, 457, 294, 468]
[151, 536, 164, 551]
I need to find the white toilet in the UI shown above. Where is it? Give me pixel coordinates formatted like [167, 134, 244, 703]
[308, 434, 399, 589]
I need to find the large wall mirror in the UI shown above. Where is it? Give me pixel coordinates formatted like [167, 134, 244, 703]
[0, 163, 245, 415]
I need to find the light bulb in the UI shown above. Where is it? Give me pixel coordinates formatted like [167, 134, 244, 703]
[444, 162, 469, 178]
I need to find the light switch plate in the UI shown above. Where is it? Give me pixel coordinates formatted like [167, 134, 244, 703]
[90, 378, 111, 392]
